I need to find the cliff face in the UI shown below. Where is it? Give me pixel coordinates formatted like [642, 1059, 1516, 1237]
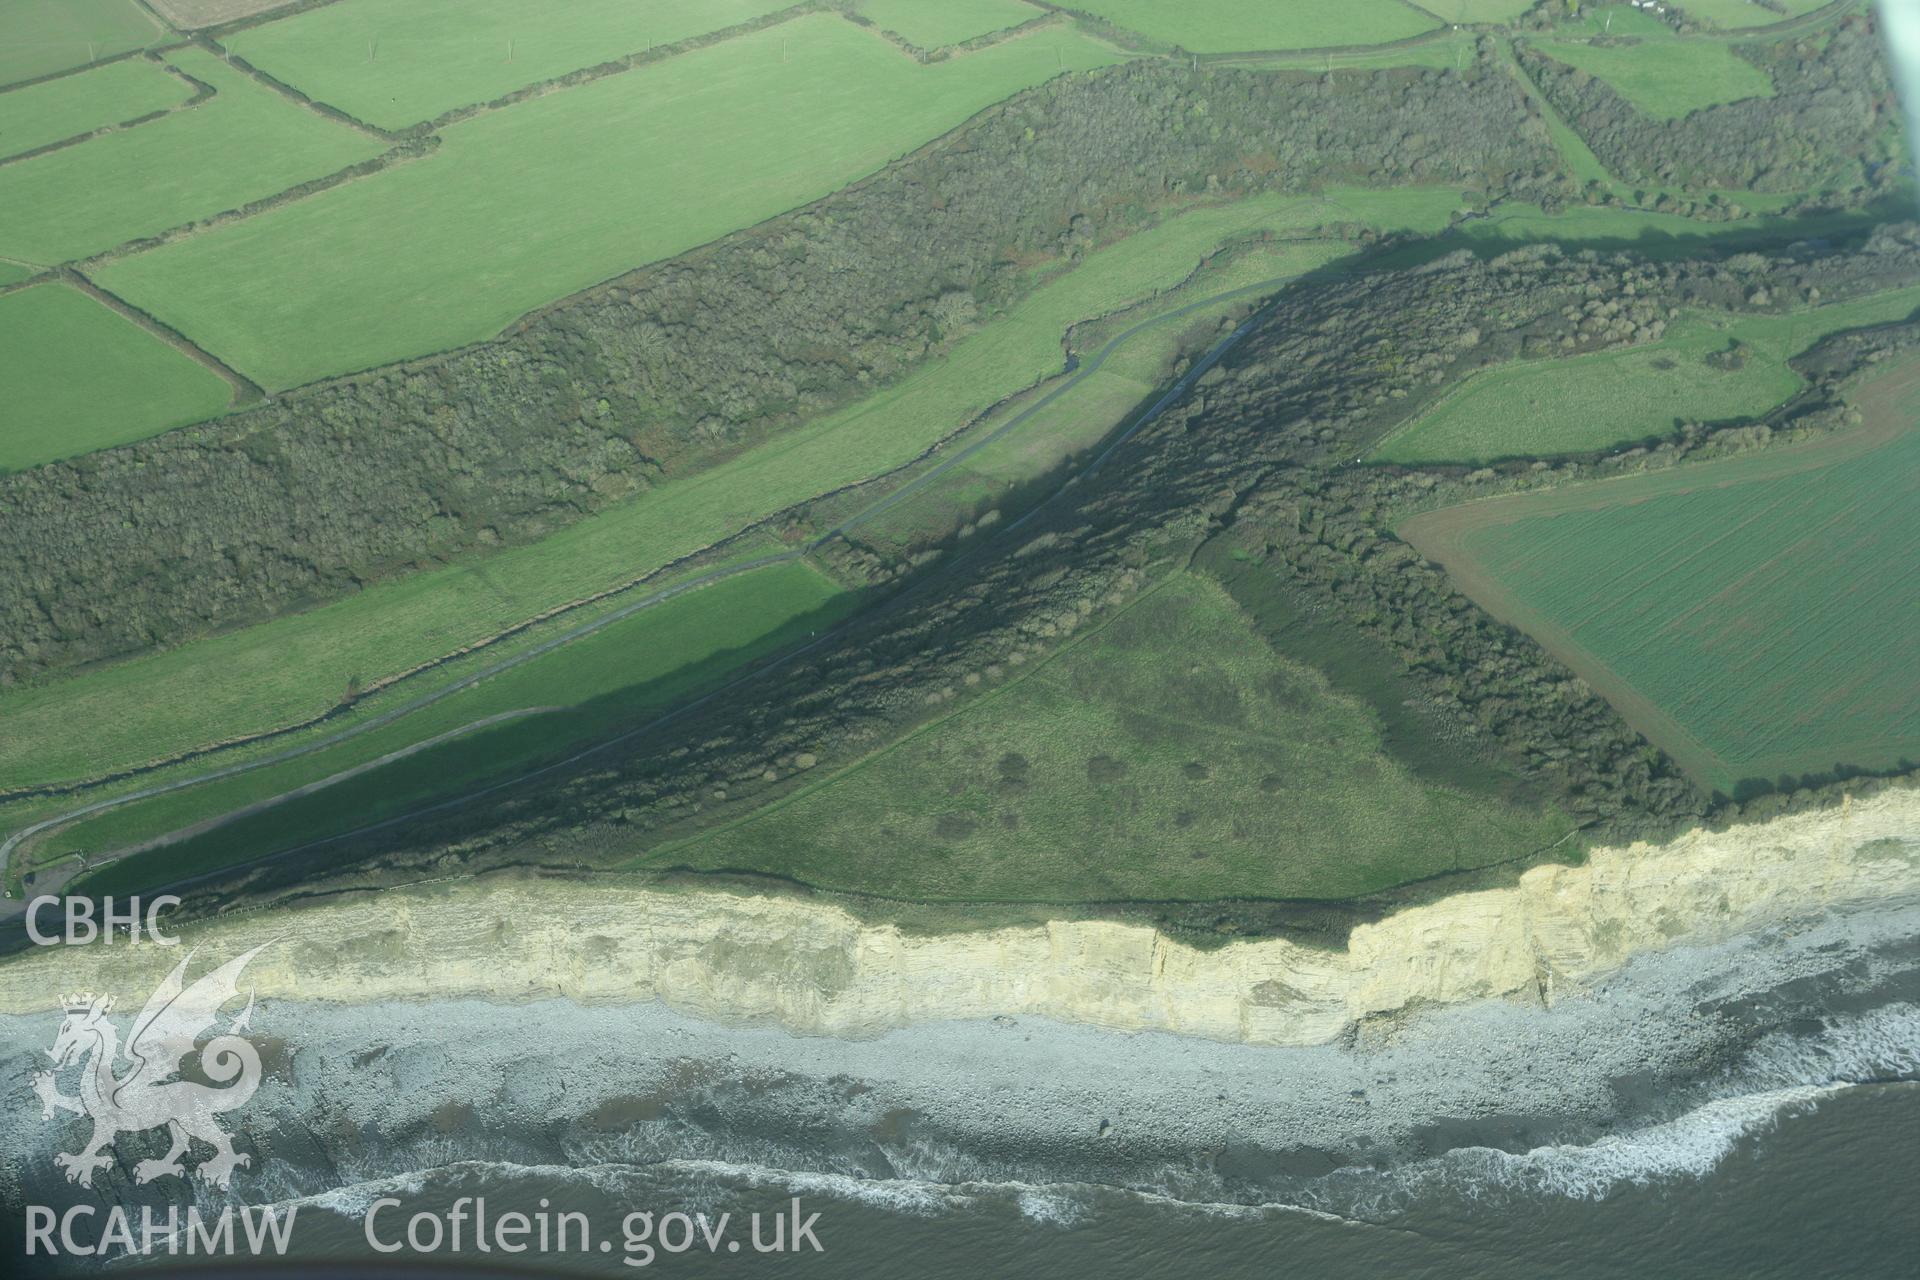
[2, 789, 1914, 1046]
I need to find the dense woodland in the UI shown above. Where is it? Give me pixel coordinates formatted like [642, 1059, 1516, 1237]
[1518, 17, 1900, 194]
[0, 55, 1562, 686]
[204, 232, 1920, 906]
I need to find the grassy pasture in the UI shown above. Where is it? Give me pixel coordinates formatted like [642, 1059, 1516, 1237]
[855, 0, 1039, 49]
[225, 0, 797, 130]
[1400, 355, 1920, 793]
[98, 15, 1123, 390]
[5, 187, 1451, 794]
[1370, 285, 1920, 464]
[0, 56, 191, 159]
[1491, 38, 1614, 187]
[1228, 30, 1479, 71]
[1550, 5, 1686, 39]
[1065, 0, 1436, 52]
[1533, 33, 1774, 119]
[1417, 0, 1537, 20]
[0, 0, 159, 87]
[0, 260, 33, 284]
[0, 282, 232, 470]
[0, 46, 383, 266]
[650, 572, 1568, 901]
[62, 561, 852, 895]
[1653, 0, 1832, 28]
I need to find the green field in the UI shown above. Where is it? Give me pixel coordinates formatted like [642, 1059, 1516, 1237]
[0, 56, 191, 158]
[0, 259, 33, 284]
[226, 0, 796, 130]
[1534, 32, 1774, 119]
[1, 187, 1461, 797]
[856, 0, 1038, 48]
[98, 15, 1122, 389]
[1401, 356, 1920, 792]
[1231, 31, 1478, 71]
[1370, 286, 1920, 464]
[0, 282, 232, 471]
[0, 46, 384, 266]
[0, 0, 159, 87]
[1065, 0, 1436, 52]
[61, 561, 852, 895]
[648, 572, 1568, 901]
[1417, 0, 1537, 20]
[1676, 0, 1832, 28]
[1550, 4, 1694, 38]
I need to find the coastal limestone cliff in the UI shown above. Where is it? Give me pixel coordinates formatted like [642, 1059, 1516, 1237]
[1, 790, 1914, 1047]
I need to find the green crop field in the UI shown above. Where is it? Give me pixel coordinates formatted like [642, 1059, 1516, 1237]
[1400, 356, 1920, 792]
[0, 46, 384, 266]
[3, 187, 1456, 796]
[0, 0, 160, 87]
[0, 282, 232, 471]
[62, 561, 852, 896]
[1550, 4, 1692, 39]
[1676, 0, 1832, 28]
[0, 56, 192, 159]
[855, 0, 1038, 49]
[1370, 285, 1920, 464]
[1235, 29, 1483, 71]
[98, 15, 1122, 390]
[1065, 0, 1436, 52]
[1417, 0, 1537, 20]
[1533, 32, 1774, 119]
[226, 0, 797, 130]
[650, 572, 1568, 901]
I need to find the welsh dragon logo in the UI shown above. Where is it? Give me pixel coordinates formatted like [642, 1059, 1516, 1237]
[33, 945, 268, 1190]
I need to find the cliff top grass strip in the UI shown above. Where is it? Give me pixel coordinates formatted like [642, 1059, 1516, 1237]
[61, 560, 855, 898]
[0, 0, 162, 88]
[0, 56, 194, 160]
[0, 44, 384, 265]
[96, 14, 1125, 390]
[223, 0, 799, 131]
[5, 790, 1914, 1041]
[0, 281, 232, 471]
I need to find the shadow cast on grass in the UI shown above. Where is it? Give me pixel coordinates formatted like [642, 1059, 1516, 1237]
[69, 593, 862, 899]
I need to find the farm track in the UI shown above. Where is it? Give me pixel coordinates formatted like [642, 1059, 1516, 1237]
[1397, 352, 1920, 790]
[0, 265, 1310, 897]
